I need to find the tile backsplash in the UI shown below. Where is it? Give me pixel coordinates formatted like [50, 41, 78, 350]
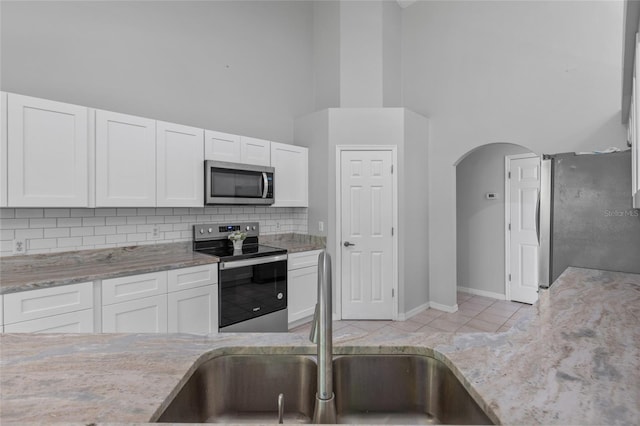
[0, 207, 308, 257]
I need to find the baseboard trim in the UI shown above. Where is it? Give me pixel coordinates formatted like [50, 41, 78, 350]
[429, 301, 458, 313]
[398, 302, 429, 321]
[457, 286, 506, 301]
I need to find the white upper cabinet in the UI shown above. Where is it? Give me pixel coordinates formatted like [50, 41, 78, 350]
[240, 136, 270, 166]
[157, 121, 204, 207]
[204, 130, 241, 163]
[1, 92, 7, 207]
[7, 93, 89, 207]
[96, 110, 156, 207]
[204, 131, 270, 166]
[270, 142, 308, 207]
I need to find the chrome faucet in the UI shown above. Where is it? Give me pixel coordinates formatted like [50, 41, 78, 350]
[309, 251, 337, 424]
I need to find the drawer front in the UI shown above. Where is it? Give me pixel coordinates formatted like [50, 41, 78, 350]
[288, 250, 322, 271]
[4, 309, 94, 333]
[167, 264, 218, 293]
[102, 294, 168, 333]
[102, 271, 167, 305]
[4, 282, 93, 324]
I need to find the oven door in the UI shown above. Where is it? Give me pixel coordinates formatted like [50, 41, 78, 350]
[218, 254, 287, 330]
[205, 160, 274, 205]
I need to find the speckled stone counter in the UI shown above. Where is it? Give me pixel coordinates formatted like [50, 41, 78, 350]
[260, 233, 325, 253]
[1, 267, 638, 425]
[0, 242, 218, 294]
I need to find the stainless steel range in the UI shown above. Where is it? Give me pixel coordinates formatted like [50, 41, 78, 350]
[193, 222, 288, 332]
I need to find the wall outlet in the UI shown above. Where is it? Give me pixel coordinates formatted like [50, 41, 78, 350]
[276, 222, 281, 230]
[12, 238, 27, 255]
[318, 221, 324, 232]
[149, 226, 161, 240]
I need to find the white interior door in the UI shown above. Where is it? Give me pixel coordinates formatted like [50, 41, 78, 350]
[507, 155, 541, 304]
[340, 150, 394, 319]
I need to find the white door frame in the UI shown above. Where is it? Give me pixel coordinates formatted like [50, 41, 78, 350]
[504, 152, 539, 301]
[335, 145, 399, 321]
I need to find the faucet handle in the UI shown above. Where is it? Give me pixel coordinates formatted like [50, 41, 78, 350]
[309, 303, 319, 343]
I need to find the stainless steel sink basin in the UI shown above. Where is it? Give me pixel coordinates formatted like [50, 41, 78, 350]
[333, 355, 493, 425]
[155, 353, 494, 425]
[156, 354, 317, 423]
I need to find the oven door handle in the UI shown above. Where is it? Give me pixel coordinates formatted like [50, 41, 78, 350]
[220, 254, 288, 270]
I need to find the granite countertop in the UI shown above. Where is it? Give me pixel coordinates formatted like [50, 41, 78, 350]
[261, 233, 325, 253]
[1, 267, 638, 425]
[0, 242, 218, 295]
[0, 234, 324, 295]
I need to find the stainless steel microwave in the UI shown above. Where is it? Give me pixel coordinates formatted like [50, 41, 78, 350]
[205, 160, 274, 205]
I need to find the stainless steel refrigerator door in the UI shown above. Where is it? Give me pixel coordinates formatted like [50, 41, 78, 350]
[538, 158, 552, 288]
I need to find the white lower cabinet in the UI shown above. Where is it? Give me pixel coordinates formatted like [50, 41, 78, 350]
[102, 294, 168, 333]
[287, 250, 321, 327]
[3, 282, 94, 333]
[168, 285, 217, 335]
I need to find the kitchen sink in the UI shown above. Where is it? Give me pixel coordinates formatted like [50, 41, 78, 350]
[155, 354, 317, 423]
[333, 355, 493, 425]
[154, 353, 494, 425]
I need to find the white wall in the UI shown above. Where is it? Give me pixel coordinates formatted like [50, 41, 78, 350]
[402, 0, 627, 308]
[456, 143, 531, 298]
[0, 0, 314, 143]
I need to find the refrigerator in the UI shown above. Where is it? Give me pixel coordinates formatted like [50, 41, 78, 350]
[538, 150, 640, 288]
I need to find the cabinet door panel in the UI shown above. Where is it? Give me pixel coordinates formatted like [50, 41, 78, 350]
[102, 294, 168, 333]
[288, 266, 317, 324]
[157, 121, 204, 207]
[270, 142, 308, 207]
[204, 130, 241, 163]
[4, 309, 94, 333]
[168, 285, 217, 335]
[240, 136, 270, 166]
[8, 94, 89, 207]
[96, 110, 156, 207]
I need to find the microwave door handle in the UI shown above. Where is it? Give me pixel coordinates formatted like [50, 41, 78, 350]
[262, 172, 268, 198]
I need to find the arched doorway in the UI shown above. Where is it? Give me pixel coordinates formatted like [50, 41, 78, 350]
[455, 142, 537, 302]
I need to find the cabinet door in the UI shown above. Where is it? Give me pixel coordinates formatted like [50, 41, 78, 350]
[288, 250, 322, 270]
[1, 92, 7, 207]
[157, 121, 204, 207]
[270, 142, 308, 207]
[102, 294, 168, 333]
[96, 110, 156, 207]
[4, 309, 94, 333]
[168, 285, 217, 335]
[288, 266, 318, 324]
[7, 93, 89, 207]
[240, 136, 270, 166]
[204, 130, 241, 163]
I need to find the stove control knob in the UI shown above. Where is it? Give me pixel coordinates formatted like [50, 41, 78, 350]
[246, 226, 250, 231]
[277, 293, 283, 300]
[208, 228, 213, 233]
[252, 226, 256, 230]
[199, 228, 204, 234]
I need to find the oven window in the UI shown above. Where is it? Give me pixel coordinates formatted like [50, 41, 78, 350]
[211, 169, 263, 198]
[219, 259, 287, 328]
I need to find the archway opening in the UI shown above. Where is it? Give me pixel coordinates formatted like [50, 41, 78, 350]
[455, 142, 536, 302]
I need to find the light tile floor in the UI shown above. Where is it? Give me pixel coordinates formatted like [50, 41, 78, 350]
[290, 291, 534, 335]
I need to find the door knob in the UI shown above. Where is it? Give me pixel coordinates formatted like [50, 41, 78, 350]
[343, 241, 355, 247]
